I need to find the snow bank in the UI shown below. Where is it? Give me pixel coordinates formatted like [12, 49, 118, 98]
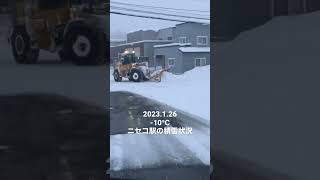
[110, 65, 210, 121]
[214, 11, 320, 180]
[215, 11, 320, 68]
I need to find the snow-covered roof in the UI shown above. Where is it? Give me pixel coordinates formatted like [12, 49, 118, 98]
[127, 29, 157, 34]
[179, 47, 210, 53]
[110, 39, 126, 42]
[111, 40, 173, 48]
[154, 43, 191, 48]
[176, 22, 210, 26]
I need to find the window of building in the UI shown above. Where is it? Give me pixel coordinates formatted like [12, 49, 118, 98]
[168, 58, 175, 67]
[179, 37, 187, 44]
[197, 36, 208, 45]
[168, 36, 173, 40]
[195, 58, 207, 66]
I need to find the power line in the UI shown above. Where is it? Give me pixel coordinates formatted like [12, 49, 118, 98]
[110, 1, 210, 13]
[110, 11, 208, 23]
[110, 4, 209, 17]
[109, 2, 209, 17]
[111, 6, 210, 21]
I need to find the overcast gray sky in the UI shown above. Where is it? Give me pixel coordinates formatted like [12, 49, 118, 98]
[110, 0, 210, 39]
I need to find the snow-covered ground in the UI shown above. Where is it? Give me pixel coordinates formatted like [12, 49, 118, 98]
[214, 11, 320, 180]
[111, 127, 210, 171]
[110, 65, 210, 121]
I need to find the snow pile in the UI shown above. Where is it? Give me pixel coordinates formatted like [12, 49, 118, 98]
[214, 11, 320, 180]
[215, 11, 320, 68]
[110, 65, 210, 120]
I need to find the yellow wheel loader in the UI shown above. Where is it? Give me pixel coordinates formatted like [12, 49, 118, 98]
[113, 52, 149, 82]
[113, 52, 169, 82]
[8, 0, 108, 65]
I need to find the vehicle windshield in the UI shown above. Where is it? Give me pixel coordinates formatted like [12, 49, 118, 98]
[122, 54, 137, 64]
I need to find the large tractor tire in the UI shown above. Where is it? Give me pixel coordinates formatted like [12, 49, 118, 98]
[113, 70, 122, 82]
[58, 48, 71, 62]
[11, 26, 39, 64]
[65, 26, 105, 65]
[130, 69, 143, 82]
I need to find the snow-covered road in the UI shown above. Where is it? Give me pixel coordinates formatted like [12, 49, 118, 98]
[110, 91, 210, 176]
[111, 130, 209, 171]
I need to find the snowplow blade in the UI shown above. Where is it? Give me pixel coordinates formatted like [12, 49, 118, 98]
[147, 68, 170, 82]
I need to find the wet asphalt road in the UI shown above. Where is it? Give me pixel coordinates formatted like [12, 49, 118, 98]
[110, 91, 210, 180]
[110, 92, 209, 135]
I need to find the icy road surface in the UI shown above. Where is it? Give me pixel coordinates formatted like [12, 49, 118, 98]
[110, 65, 210, 121]
[110, 92, 210, 179]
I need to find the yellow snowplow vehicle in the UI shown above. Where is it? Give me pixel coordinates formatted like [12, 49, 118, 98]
[113, 52, 149, 82]
[8, 0, 108, 65]
[113, 51, 169, 82]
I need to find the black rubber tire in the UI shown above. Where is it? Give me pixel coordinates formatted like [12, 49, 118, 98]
[11, 26, 39, 64]
[58, 48, 71, 62]
[114, 70, 122, 82]
[143, 76, 149, 81]
[65, 26, 105, 65]
[130, 69, 143, 82]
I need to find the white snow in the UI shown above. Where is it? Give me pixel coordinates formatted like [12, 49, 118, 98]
[154, 43, 191, 48]
[110, 40, 173, 48]
[110, 65, 210, 121]
[179, 47, 210, 53]
[110, 38, 127, 42]
[214, 11, 320, 180]
[110, 126, 210, 171]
